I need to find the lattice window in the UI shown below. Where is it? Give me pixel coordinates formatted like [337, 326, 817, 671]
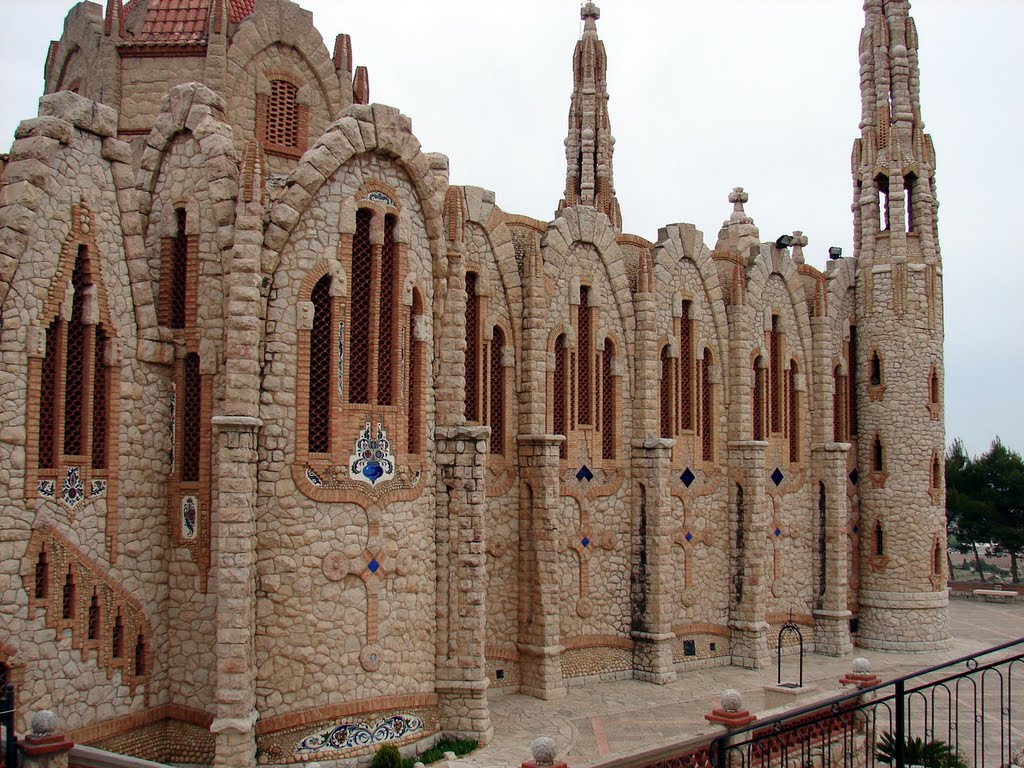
[134, 633, 146, 677]
[660, 346, 672, 439]
[308, 276, 332, 453]
[833, 367, 846, 442]
[601, 339, 614, 460]
[872, 435, 884, 473]
[169, 208, 188, 330]
[34, 548, 47, 599]
[61, 566, 75, 620]
[266, 79, 299, 148]
[553, 336, 567, 459]
[408, 291, 423, 454]
[181, 353, 202, 483]
[770, 316, 781, 433]
[701, 354, 713, 461]
[489, 326, 505, 455]
[577, 287, 592, 425]
[111, 611, 123, 658]
[377, 215, 396, 406]
[465, 272, 480, 421]
[848, 326, 858, 435]
[92, 328, 108, 469]
[348, 210, 373, 404]
[87, 589, 99, 640]
[789, 363, 799, 463]
[679, 305, 693, 431]
[63, 254, 89, 456]
[38, 322, 59, 468]
[753, 360, 765, 440]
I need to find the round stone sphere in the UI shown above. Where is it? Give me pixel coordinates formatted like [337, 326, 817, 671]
[852, 657, 872, 675]
[721, 688, 743, 713]
[30, 710, 58, 736]
[530, 736, 558, 765]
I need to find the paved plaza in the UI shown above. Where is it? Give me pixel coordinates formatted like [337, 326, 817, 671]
[457, 599, 1024, 768]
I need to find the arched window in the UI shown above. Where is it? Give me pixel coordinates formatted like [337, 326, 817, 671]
[160, 208, 191, 330]
[770, 316, 782, 433]
[753, 357, 766, 440]
[601, 338, 615, 460]
[553, 334, 567, 459]
[181, 354, 202, 483]
[489, 326, 506, 455]
[465, 272, 480, 421]
[870, 351, 882, 386]
[660, 345, 673, 439]
[701, 350, 713, 462]
[349, 209, 372, 404]
[788, 362, 799, 463]
[876, 174, 890, 231]
[408, 290, 424, 455]
[308, 275, 333, 454]
[257, 76, 309, 158]
[577, 287, 592, 425]
[679, 302, 693, 431]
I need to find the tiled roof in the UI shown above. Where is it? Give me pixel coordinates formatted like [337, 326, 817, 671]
[121, 0, 257, 44]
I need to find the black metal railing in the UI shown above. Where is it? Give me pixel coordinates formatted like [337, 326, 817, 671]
[710, 636, 1024, 768]
[1, 684, 16, 768]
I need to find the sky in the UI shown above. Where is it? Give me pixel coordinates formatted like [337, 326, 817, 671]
[0, 0, 1021, 458]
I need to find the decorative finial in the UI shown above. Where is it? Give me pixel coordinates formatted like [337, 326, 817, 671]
[581, 2, 600, 22]
[720, 689, 743, 713]
[790, 230, 808, 264]
[728, 186, 749, 213]
[530, 737, 558, 766]
[30, 711, 59, 737]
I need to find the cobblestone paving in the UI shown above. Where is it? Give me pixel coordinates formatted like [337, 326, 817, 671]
[455, 599, 1024, 768]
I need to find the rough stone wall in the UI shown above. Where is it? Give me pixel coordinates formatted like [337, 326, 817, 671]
[119, 57, 208, 136]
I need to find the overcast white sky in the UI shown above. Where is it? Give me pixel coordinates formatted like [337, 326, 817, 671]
[0, 0, 1021, 457]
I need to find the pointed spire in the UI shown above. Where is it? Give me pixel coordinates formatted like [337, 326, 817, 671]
[557, 3, 622, 231]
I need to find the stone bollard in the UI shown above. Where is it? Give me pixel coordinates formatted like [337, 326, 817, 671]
[521, 736, 567, 768]
[838, 657, 881, 690]
[704, 689, 756, 728]
[19, 711, 74, 768]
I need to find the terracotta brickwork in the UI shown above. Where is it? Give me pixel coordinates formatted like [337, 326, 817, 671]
[0, 0, 948, 765]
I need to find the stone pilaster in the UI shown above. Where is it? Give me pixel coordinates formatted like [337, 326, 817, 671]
[516, 434, 565, 700]
[727, 440, 769, 669]
[630, 437, 677, 684]
[434, 425, 493, 743]
[812, 442, 853, 656]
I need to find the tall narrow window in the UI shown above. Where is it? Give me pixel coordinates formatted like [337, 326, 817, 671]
[870, 352, 882, 386]
[929, 367, 939, 406]
[818, 483, 827, 604]
[181, 354, 202, 483]
[169, 208, 188, 329]
[308, 276, 332, 453]
[87, 589, 100, 640]
[553, 335, 567, 459]
[660, 346, 672, 439]
[408, 291, 424, 454]
[112, 611, 123, 659]
[848, 326, 858, 436]
[134, 633, 146, 677]
[679, 303, 693, 431]
[601, 339, 615, 460]
[92, 328, 108, 469]
[874, 521, 884, 557]
[770, 316, 781, 433]
[733, 484, 745, 605]
[489, 326, 505, 455]
[34, 548, 48, 599]
[377, 215, 396, 406]
[872, 435, 884, 473]
[701, 352, 713, 461]
[349, 209, 372, 404]
[904, 174, 916, 232]
[577, 287, 592, 425]
[876, 174, 890, 231]
[38, 322, 59, 468]
[63, 254, 89, 456]
[465, 272, 480, 421]
[753, 359, 765, 440]
[932, 540, 941, 576]
[788, 362, 799, 463]
[61, 566, 75, 620]
[266, 79, 299, 149]
[833, 366, 847, 441]
[931, 451, 942, 490]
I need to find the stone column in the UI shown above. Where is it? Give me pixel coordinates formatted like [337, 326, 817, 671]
[728, 440, 769, 669]
[812, 442, 853, 656]
[434, 425, 493, 744]
[516, 434, 565, 700]
[630, 437, 677, 684]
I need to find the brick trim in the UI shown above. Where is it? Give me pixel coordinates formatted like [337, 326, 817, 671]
[256, 694, 439, 735]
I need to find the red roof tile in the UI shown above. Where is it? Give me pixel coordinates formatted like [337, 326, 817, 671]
[228, 0, 255, 23]
[121, 0, 256, 44]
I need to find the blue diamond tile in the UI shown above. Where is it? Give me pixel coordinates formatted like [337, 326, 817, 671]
[849, 468, 859, 485]
[774, 527, 782, 537]
[581, 536, 590, 548]
[684, 532, 693, 543]
[367, 559, 380, 574]
[680, 468, 695, 487]
[771, 468, 784, 486]
[576, 465, 594, 482]
[853, 525, 860, 534]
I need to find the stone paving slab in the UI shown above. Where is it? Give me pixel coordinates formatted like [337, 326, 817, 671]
[455, 600, 1024, 768]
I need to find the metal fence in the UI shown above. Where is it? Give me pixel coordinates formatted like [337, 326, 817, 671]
[709, 637, 1024, 768]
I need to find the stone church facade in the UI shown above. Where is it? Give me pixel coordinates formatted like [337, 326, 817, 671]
[0, 0, 948, 765]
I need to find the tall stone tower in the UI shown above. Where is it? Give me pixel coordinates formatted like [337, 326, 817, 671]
[557, 2, 622, 231]
[852, 0, 949, 649]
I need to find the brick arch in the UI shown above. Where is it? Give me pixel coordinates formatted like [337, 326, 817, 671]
[745, 254, 814, 376]
[261, 104, 446, 278]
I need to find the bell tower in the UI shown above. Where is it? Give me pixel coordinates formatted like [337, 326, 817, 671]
[851, 0, 949, 650]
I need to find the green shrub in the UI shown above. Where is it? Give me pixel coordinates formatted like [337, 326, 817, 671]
[372, 744, 403, 768]
[876, 732, 970, 768]
[400, 737, 478, 768]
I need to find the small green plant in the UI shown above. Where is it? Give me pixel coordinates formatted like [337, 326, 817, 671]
[400, 737, 478, 768]
[372, 744, 404, 768]
[876, 731, 970, 768]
